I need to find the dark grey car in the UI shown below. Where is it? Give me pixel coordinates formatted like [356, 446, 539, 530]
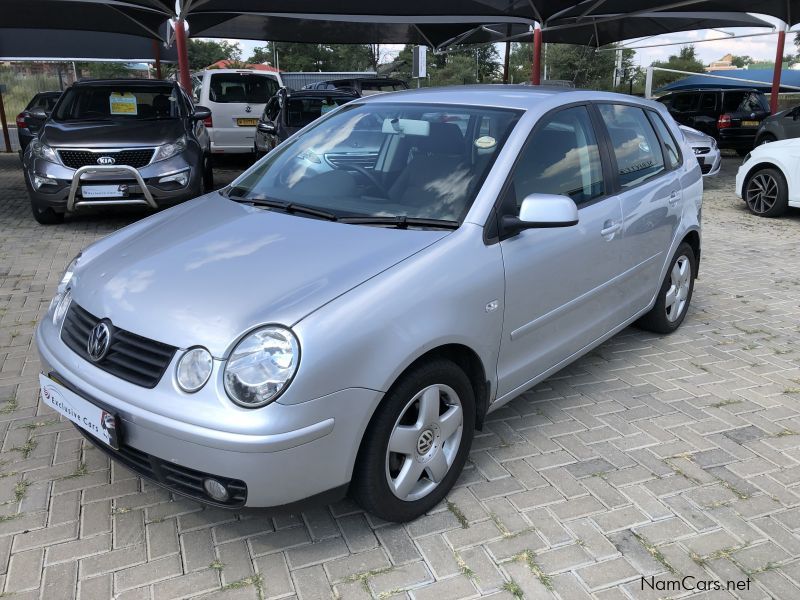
[15, 91, 61, 159]
[755, 105, 800, 145]
[23, 79, 213, 224]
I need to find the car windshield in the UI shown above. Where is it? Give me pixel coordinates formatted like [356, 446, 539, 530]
[286, 96, 354, 128]
[209, 73, 279, 104]
[228, 102, 521, 222]
[53, 85, 181, 121]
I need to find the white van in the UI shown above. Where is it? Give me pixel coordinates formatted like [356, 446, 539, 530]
[192, 69, 282, 154]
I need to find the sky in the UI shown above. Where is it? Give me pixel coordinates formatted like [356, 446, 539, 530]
[207, 14, 799, 72]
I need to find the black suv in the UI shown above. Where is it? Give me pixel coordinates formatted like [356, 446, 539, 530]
[657, 88, 770, 155]
[23, 79, 213, 224]
[303, 77, 408, 95]
[254, 88, 358, 156]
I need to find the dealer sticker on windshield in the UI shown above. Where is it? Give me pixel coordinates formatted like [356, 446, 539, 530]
[39, 373, 119, 449]
[474, 135, 496, 149]
[109, 92, 138, 116]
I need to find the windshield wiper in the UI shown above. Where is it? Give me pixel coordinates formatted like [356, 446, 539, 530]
[231, 195, 338, 221]
[339, 216, 459, 230]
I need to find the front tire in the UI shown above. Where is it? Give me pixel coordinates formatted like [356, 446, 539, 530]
[30, 201, 64, 225]
[744, 167, 788, 217]
[636, 242, 696, 334]
[351, 359, 475, 522]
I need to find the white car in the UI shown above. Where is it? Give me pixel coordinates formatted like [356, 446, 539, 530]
[736, 139, 800, 217]
[680, 125, 720, 177]
[192, 69, 282, 154]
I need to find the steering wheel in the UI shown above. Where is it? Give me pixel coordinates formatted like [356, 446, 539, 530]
[337, 163, 388, 198]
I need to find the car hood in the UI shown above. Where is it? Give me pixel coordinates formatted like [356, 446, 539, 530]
[71, 194, 449, 356]
[41, 118, 185, 148]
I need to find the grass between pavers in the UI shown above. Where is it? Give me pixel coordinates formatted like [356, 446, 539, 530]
[446, 500, 469, 529]
[223, 573, 265, 600]
[502, 579, 524, 598]
[343, 566, 395, 594]
[454, 551, 477, 581]
[515, 550, 552, 591]
[632, 531, 677, 576]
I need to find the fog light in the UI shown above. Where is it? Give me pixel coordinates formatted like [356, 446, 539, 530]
[158, 170, 190, 187]
[176, 347, 213, 392]
[203, 478, 229, 502]
[33, 175, 58, 190]
[52, 290, 72, 327]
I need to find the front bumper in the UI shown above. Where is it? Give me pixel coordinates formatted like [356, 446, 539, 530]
[25, 154, 202, 213]
[694, 148, 721, 177]
[35, 314, 379, 507]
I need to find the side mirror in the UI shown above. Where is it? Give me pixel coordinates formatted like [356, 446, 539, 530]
[501, 194, 579, 238]
[257, 121, 276, 134]
[29, 108, 48, 120]
[192, 106, 212, 121]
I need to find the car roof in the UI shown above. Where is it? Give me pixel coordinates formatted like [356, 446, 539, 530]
[195, 69, 279, 76]
[356, 84, 664, 111]
[72, 78, 175, 87]
[667, 88, 762, 94]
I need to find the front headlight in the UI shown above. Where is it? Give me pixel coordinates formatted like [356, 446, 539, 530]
[177, 347, 213, 393]
[153, 136, 188, 163]
[30, 140, 59, 163]
[224, 326, 300, 408]
[58, 254, 81, 295]
[742, 153, 751, 165]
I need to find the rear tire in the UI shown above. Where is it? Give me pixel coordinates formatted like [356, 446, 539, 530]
[735, 148, 750, 157]
[31, 202, 64, 225]
[351, 359, 475, 522]
[202, 155, 214, 191]
[744, 167, 788, 218]
[636, 242, 696, 334]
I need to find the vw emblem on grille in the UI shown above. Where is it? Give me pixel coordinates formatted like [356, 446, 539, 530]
[87, 322, 111, 362]
[417, 429, 435, 455]
[245, 105, 252, 113]
[97, 156, 115, 165]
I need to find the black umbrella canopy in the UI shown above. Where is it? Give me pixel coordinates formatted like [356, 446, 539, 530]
[188, 13, 532, 47]
[0, 0, 174, 40]
[541, 11, 774, 46]
[549, 0, 800, 26]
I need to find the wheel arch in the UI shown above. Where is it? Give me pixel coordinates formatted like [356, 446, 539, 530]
[681, 230, 701, 275]
[741, 160, 787, 195]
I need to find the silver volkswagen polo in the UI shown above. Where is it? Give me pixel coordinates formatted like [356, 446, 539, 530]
[36, 87, 702, 522]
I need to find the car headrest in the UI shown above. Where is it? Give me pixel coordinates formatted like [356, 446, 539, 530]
[417, 122, 464, 155]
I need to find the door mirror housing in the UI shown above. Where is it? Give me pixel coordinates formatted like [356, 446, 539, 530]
[192, 106, 212, 121]
[257, 121, 277, 134]
[501, 194, 579, 238]
[28, 108, 48, 120]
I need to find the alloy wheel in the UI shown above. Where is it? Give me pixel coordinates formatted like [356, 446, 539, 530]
[385, 384, 463, 502]
[746, 173, 778, 214]
[665, 255, 691, 322]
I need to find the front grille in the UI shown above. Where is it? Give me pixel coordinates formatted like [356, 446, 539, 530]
[77, 426, 247, 507]
[58, 148, 155, 169]
[60, 303, 176, 388]
[693, 146, 711, 155]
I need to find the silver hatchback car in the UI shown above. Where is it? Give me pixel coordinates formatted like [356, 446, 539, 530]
[36, 87, 702, 522]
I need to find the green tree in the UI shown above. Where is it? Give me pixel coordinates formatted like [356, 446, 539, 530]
[74, 62, 136, 79]
[248, 43, 380, 72]
[730, 55, 753, 68]
[187, 39, 241, 70]
[650, 45, 706, 88]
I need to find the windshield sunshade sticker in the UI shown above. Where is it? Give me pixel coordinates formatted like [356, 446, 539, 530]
[109, 92, 138, 115]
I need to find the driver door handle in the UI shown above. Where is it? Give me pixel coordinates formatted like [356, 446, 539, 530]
[601, 221, 621, 237]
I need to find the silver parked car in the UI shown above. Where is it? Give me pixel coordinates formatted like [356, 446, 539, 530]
[36, 87, 702, 522]
[680, 125, 721, 177]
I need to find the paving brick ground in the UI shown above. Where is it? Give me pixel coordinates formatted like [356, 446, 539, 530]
[1, 153, 799, 599]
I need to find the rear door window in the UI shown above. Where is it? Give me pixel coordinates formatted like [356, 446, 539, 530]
[672, 93, 698, 112]
[598, 104, 666, 188]
[208, 73, 279, 104]
[699, 93, 716, 112]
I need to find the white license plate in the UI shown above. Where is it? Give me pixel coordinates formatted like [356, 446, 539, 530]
[39, 373, 119, 449]
[81, 185, 126, 198]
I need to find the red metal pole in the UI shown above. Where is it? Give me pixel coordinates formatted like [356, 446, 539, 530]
[0, 89, 11, 153]
[174, 19, 191, 93]
[153, 39, 162, 79]
[532, 26, 542, 85]
[770, 28, 786, 115]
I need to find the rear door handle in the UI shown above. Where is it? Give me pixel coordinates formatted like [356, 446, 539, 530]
[668, 190, 680, 206]
[600, 222, 621, 237]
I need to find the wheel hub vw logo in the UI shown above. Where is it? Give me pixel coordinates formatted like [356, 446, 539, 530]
[87, 322, 111, 362]
[417, 429, 435, 455]
[97, 156, 115, 165]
